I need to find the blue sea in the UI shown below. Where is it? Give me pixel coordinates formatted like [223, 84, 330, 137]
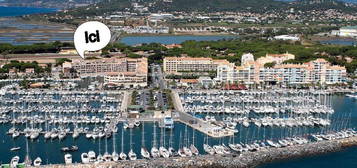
[0, 6, 57, 17]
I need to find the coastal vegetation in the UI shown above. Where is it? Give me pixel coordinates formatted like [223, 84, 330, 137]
[105, 39, 357, 73]
[0, 60, 50, 74]
[1, 39, 357, 73]
[0, 41, 73, 54]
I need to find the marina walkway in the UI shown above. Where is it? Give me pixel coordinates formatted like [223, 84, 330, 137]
[172, 90, 234, 137]
[120, 91, 130, 113]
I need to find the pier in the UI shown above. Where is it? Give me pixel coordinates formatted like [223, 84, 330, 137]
[172, 90, 234, 138]
[28, 136, 357, 168]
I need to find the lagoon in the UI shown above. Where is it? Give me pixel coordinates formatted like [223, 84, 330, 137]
[120, 35, 239, 46]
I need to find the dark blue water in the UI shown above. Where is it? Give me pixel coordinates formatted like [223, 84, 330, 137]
[259, 95, 357, 168]
[0, 7, 57, 17]
[320, 39, 357, 46]
[120, 35, 239, 46]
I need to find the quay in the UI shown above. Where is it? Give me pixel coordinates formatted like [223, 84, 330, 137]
[29, 136, 357, 168]
[171, 90, 234, 138]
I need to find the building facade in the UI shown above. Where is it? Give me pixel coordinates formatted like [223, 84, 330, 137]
[215, 54, 346, 85]
[339, 26, 357, 37]
[163, 57, 234, 74]
[63, 57, 148, 87]
[256, 52, 295, 65]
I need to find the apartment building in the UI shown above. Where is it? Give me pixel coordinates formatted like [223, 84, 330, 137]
[104, 72, 147, 88]
[256, 52, 295, 65]
[63, 57, 148, 87]
[163, 57, 234, 74]
[217, 63, 258, 84]
[215, 54, 346, 85]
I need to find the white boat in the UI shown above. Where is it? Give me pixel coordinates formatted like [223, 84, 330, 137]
[128, 128, 137, 161]
[10, 147, 21, 151]
[346, 94, 357, 98]
[33, 157, 42, 167]
[12, 131, 20, 138]
[128, 149, 137, 160]
[44, 132, 51, 139]
[64, 154, 72, 165]
[190, 144, 199, 156]
[72, 130, 79, 139]
[178, 148, 186, 157]
[168, 147, 176, 157]
[88, 151, 96, 162]
[81, 153, 89, 164]
[96, 154, 104, 163]
[140, 123, 150, 159]
[183, 147, 192, 157]
[159, 146, 170, 158]
[119, 152, 127, 160]
[120, 127, 127, 160]
[151, 121, 160, 158]
[134, 120, 140, 127]
[10, 156, 20, 168]
[141, 147, 150, 159]
[228, 143, 240, 152]
[203, 144, 215, 155]
[103, 152, 112, 162]
[112, 151, 119, 162]
[112, 132, 119, 161]
[151, 147, 160, 158]
[213, 145, 224, 155]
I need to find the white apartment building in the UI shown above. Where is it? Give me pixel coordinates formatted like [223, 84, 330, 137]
[104, 72, 147, 88]
[163, 57, 234, 74]
[215, 54, 346, 85]
[63, 57, 148, 87]
[339, 26, 357, 37]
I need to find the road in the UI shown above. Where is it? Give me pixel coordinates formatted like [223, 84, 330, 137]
[150, 64, 168, 111]
[133, 64, 168, 111]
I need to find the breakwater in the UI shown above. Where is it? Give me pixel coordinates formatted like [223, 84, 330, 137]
[31, 137, 357, 168]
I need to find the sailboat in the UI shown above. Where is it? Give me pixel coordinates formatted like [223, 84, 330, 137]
[64, 154, 72, 165]
[168, 128, 176, 157]
[190, 129, 199, 156]
[159, 127, 170, 158]
[88, 151, 96, 163]
[10, 147, 21, 151]
[103, 137, 112, 162]
[9, 111, 18, 139]
[112, 132, 119, 161]
[24, 138, 32, 167]
[151, 121, 160, 158]
[183, 125, 192, 157]
[10, 156, 20, 168]
[140, 122, 150, 159]
[33, 157, 42, 167]
[119, 126, 127, 160]
[128, 129, 137, 160]
[178, 132, 186, 157]
[203, 135, 215, 155]
[81, 153, 89, 164]
[96, 138, 104, 163]
[44, 113, 51, 140]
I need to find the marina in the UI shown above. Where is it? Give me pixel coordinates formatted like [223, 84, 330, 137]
[0, 83, 356, 167]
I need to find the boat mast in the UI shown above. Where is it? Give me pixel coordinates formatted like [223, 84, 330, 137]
[121, 126, 124, 153]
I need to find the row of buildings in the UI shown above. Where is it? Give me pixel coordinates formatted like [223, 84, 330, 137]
[332, 26, 357, 37]
[63, 57, 148, 88]
[163, 53, 347, 85]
